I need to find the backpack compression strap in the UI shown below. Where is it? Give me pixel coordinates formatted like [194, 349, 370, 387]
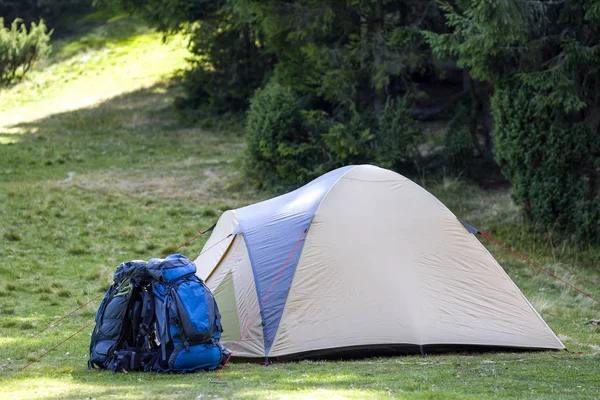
[137, 288, 155, 348]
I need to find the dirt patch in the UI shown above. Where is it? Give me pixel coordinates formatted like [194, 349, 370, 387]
[65, 167, 237, 202]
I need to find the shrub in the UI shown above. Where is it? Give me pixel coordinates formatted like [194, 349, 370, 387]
[444, 102, 474, 170]
[321, 114, 376, 170]
[444, 124, 473, 169]
[244, 81, 324, 189]
[492, 84, 600, 244]
[377, 97, 421, 170]
[244, 89, 432, 190]
[0, 18, 51, 86]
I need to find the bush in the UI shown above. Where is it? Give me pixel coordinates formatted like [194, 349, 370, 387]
[492, 84, 600, 244]
[244, 81, 324, 189]
[0, 18, 52, 86]
[377, 97, 421, 170]
[321, 114, 376, 170]
[444, 125, 472, 169]
[244, 88, 431, 190]
[444, 102, 474, 169]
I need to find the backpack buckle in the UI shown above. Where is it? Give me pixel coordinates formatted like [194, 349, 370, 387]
[111, 350, 141, 372]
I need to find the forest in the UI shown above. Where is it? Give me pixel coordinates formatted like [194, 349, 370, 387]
[2, 0, 599, 244]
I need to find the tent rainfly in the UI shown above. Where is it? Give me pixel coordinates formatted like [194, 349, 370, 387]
[194, 165, 564, 359]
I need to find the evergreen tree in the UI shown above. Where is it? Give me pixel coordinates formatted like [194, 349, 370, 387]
[252, 0, 437, 118]
[427, 0, 600, 244]
[0, 18, 52, 85]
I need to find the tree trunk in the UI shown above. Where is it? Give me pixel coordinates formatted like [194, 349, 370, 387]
[468, 73, 484, 156]
[372, 0, 385, 115]
[482, 96, 493, 152]
[353, 10, 363, 111]
[242, 25, 251, 82]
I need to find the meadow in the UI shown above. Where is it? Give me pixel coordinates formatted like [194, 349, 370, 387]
[1, 16, 599, 399]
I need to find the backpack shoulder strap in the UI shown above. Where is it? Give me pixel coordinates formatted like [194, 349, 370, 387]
[137, 286, 155, 347]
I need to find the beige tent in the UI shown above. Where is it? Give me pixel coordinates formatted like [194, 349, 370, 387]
[194, 165, 564, 358]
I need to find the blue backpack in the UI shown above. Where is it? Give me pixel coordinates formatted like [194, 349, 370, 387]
[89, 255, 229, 373]
[148, 254, 229, 372]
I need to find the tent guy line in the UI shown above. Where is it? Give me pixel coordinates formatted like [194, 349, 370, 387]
[21, 227, 591, 372]
[21, 225, 226, 371]
[29, 294, 103, 339]
[480, 231, 600, 305]
[462, 218, 599, 305]
[20, 320, 96, 372]
[170, 223, 217, 255]
[21, 165, 600, 370]
[26, 225, 220, 341]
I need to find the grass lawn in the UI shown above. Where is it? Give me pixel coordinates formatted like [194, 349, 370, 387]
[1, 16, 599, 400]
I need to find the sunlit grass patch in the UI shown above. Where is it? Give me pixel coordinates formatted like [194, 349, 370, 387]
[0, 127, 34, 144]
[0, 19, 189, 129]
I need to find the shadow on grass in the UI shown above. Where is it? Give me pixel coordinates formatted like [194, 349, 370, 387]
[0, 77, 252, 208]
[1, 76, 242, 145]
[0, 81, 166, 165]
[0, 79, 233, 173]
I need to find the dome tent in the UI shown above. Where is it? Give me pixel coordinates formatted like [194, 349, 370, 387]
[194, 165, 564, 359]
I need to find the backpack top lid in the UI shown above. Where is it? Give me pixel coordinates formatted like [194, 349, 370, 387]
[147, 254, 197, 283]
[113, 260, 150, 283]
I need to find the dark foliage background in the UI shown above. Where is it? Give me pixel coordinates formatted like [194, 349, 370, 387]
[7, 0, 598, 244]
[0, 0, 94, 34]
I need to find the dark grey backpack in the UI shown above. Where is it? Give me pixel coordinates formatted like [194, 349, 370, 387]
[88, 261, 159, 371]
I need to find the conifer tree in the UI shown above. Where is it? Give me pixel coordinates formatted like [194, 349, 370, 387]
[427, 0, 600, 243]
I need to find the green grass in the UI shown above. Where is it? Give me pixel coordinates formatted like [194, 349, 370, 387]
[1, 15, 600, 400]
